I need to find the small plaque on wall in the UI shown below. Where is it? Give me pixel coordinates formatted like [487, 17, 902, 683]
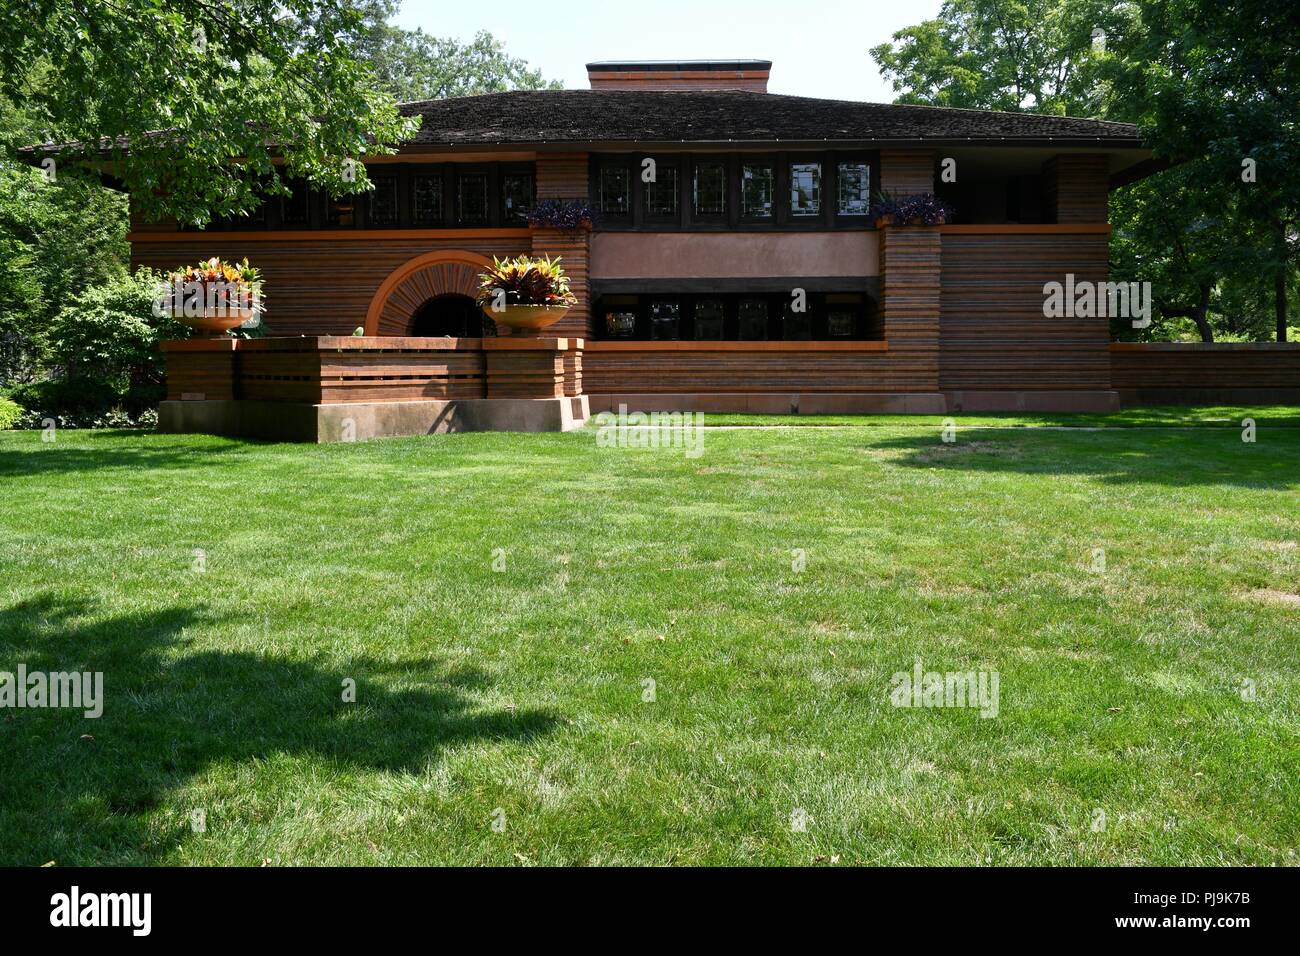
[181, 392, 206, 401]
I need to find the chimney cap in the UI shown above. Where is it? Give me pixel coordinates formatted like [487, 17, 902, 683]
[586, 59, 772, 72]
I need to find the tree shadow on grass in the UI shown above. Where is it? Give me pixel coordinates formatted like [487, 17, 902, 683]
[0, 593, 558, 865]
[867, 427, 1300, 490]
[0, 431, 260, 479]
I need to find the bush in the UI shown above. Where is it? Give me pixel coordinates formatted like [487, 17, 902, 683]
[0, 397, 21, 430]
[11, 407, 157, 430]
[15, 268, 191, 420]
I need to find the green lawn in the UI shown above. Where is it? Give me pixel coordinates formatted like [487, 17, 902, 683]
[1, 414, 1297, 865]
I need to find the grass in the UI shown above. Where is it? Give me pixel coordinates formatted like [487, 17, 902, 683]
[0, 412, 1297, 866]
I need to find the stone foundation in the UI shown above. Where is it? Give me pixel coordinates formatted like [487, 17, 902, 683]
[159, 396, 589, 443]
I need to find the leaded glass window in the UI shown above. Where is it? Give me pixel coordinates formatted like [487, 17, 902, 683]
[790, 162, 821, 216]
[645, 165, 679, 217]
[413, 175, 443, 226]
[838, 162, 870, 215]
[693, 162, 726, 216]
[598, 166, 630, 215]
[369, 175, 399, 227]
[741, 164, 774, 217]
[457, 173, 489, 225]
[503, 173, 534, 223]
[694, 299, 724, 340]
[738, 299, 768, 340]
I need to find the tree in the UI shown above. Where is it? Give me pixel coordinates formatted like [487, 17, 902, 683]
[870, 0, 1300, 342]
[1110, 164, 1244, 342]
[1102, 0, 1300, 340]
[869, 0, 1128, 117]
[1, 1, 420, 226]
[295, 2, 559, 102]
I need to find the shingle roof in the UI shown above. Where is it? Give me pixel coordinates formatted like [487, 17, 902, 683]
[398, 89, 1141, 147]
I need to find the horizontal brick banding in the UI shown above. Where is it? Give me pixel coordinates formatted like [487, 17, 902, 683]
[582, 342, 921, 393]
[1110, 342, 1300, 403]
[940, 230, 1112, 390]
[1044, 154, 1109, 224]
[163, 337, 488, 404]
[134, 237, 529, 337]
[482, 337, 582, 399]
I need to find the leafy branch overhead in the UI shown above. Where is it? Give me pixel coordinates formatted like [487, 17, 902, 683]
[1, 2, 558, 227]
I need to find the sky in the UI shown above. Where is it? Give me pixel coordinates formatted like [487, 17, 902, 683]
[395, 0, 945, 103]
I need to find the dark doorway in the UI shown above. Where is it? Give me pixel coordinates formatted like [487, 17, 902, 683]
[409, 294, 489, 337]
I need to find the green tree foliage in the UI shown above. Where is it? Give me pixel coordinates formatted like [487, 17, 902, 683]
[337, 2, 560, 101]
[869, 0, 1130, 116]
[1, 1, 420, 227]
[870, 0, 1299, 341]
[9, 270, 189, 420]
[1101, 0, 1300, 340]
[0, 149, 129, 384]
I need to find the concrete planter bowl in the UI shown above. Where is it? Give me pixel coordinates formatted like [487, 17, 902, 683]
[179, 306, 257, 335]
[492, 303, 571, 331]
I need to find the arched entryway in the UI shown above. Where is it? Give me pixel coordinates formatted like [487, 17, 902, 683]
[409, 293, 490, 337]
[363, 249, 499, 336]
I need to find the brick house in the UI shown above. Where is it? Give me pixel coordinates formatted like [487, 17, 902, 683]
[48, 58, 1291, 437]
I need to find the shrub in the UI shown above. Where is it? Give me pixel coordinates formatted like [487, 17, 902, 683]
[13, 269, 191, 420]
[0, 397, 21, 430]
[11, 406, 157, 430]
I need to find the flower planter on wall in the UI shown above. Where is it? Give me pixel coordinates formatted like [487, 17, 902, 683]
[179, 306, 258, 335]
[490, 304, 571, 332]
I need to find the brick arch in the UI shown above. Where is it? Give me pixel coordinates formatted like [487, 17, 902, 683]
[364, 250, 495, 336]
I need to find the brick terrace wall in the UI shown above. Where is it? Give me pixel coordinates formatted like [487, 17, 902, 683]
[940, 227, 1112, 391]
[1110, 342, 1300, 404]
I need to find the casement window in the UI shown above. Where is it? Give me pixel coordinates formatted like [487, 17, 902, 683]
[741, 163, 775, 218]
[693, 161, 727, 216]
[413, 174, 444, 226]
[598, 165, 631, 216]
[368, 175, 400, 227]
[738, 299, 769, 340]
[782, 301, 812, 340]
[502, 173, 534, 224]
[593, 291, 879, 342]
[644, 162, 679, 218]
[789, 162, 822, 216]
[693, 298, 725, 340]
[827, 309, 855, 338]
[590, 152, 876, 231]
[457, 172, 489, 225]
[651, 299, 681, 340]
[837, 162, 870, 216]
[280, 180, 310, 226]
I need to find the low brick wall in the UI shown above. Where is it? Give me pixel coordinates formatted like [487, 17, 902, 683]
[163, 336, 587, 404]
[163, 336, 490, 404]
[1110, 342, 1300, 405]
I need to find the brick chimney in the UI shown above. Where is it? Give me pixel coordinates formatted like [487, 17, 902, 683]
[586, 59, 771, 92]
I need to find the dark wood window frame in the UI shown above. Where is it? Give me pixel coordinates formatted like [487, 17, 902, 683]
[191, 162, 538, 231]
[638, 154, 683, 225]
[590, 150, 878, 232]
[592, 289, 880, 341]
[594, 158, 634, 223]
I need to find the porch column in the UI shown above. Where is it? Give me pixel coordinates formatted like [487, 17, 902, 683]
[482, 337, 584, 399]
[877, 149, 941, 393]
[529, 152, 592, 337]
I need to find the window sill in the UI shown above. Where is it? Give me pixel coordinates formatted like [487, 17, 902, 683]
[586, 340, 887, 352]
